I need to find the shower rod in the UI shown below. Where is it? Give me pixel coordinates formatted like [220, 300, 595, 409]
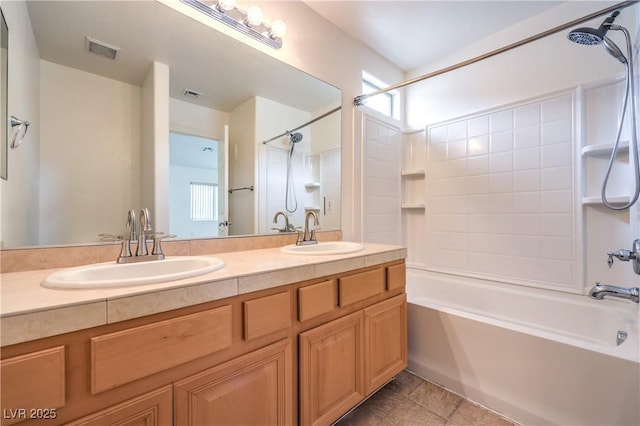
[263, 106, 342, 144]
[353, 0, 638, 106]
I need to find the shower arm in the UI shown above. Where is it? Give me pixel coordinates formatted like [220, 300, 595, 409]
[353, 0, 638, 106]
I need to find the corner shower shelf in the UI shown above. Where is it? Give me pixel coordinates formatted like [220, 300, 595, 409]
[401, 169, 426, 177]
[401, 203, 426, 209]
[304, 206, 321, 211]
[581, 141, 629, 157]
[582, 195, 630, 205]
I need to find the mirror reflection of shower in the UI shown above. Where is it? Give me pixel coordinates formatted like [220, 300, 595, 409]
[286, 132, 303, 213]
[567, 10, 639, 210]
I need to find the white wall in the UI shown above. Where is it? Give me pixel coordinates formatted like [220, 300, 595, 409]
[142, 61, 170, 234]
[228, 97, 256, 235]
[170, 97, 228, 141]
[0, 0, 40, 247]
[38, 61, 142, 244]
[405, 2, 635, 128]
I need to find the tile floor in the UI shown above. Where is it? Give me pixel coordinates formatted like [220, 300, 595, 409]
[335, 370, 517, 426]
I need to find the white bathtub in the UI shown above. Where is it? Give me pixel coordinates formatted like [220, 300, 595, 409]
[407, 269, 640, 426]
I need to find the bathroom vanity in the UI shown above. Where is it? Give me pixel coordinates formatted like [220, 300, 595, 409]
[0, 243, 406, 425]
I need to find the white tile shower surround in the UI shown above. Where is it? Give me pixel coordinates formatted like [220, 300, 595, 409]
[264, 146, 341, 232]
[426, 92, 577, 291]
[363, 113, 402, 245]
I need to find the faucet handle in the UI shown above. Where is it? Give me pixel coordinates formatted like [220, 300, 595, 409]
[98, 233, 123, 242]
[608, 249, 633, 267]
[150, 232, 176, 257]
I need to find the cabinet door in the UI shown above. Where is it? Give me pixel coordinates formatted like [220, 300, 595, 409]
[299, 311, 364, 426]
[65, 385, 172, 426]
[174, 339, 292, 426]
[364, 294, 407, 394]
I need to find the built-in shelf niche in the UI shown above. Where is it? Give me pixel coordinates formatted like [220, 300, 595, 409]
[581, 141, 629, 157]
[581, 195, 630, 205]
[400, 169, 425, 177]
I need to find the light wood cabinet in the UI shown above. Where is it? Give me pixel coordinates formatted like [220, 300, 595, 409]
[65, 386, 172, 426]
[174, 339, 292, 426]
[364, 294, 407, 394]
[299, 312, 365, 426]
[1, 259, 405, 426]
[299, 293, 407, 426]
[0, 346, 65, 426]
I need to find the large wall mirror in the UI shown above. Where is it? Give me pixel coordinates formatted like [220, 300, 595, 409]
[0, 9, 7, 181]
[1, 0, 341, 249]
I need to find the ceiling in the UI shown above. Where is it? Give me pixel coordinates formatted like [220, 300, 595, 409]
[305, 1, 565, 72]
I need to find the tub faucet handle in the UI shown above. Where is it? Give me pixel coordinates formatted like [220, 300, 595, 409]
[606, 250, 632, 267]
[607, 239, 640, 274]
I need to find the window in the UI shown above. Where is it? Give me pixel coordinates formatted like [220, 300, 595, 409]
[362, 71, 400, 120]
[190, 182, 218, 221]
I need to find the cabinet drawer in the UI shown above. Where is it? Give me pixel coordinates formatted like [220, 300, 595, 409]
[298, 280, 336, 322]
[244, 291, 291, 340]
[0, 346, 65, 426]
[91, 306, 232, 394]
[339, 268, 385, 307]
[386, 263, 406, 291]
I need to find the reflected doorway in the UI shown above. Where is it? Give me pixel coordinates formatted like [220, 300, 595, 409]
[169, 131, 229, 238]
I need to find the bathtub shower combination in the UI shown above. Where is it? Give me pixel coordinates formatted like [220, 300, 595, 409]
[352, 3, 640, 426]
[407, 269, 639, 426]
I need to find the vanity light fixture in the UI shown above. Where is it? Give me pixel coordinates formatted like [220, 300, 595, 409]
[181, 0, 286, 49]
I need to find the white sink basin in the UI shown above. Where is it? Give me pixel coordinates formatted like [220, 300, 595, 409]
[281, 241, 364, 255]
[42, 256, 225, 289]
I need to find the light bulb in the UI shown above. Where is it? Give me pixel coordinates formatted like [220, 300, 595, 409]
[269, 20, 286, 39]
[216, 0, 236, 12]
[245, 6, 263, 27]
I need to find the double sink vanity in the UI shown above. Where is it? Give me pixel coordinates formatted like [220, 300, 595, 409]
[0, 238, 407, 425]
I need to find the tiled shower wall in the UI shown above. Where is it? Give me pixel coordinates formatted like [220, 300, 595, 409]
[363, 113, 402, 245]
[425, 92, 579, 292]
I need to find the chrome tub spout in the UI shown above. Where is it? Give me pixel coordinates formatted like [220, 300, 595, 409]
[589, 283, 639, 303]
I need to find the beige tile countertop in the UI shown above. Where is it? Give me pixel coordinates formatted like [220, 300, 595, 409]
[0, 243, 405, 346]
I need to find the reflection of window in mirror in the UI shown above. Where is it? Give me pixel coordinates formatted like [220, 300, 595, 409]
[362, 70, 400, 121]
[0, 9, 7, 180]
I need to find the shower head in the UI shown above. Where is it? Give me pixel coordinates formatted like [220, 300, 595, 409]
[567, 26, 607, 45]
[567, 11, 628, 64]
[289, 132, 303, 144]
[567, 11, 619, 45]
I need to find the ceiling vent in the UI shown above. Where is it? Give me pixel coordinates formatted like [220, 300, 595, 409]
[183, 89, 202, 99]
[85, 36, 120, 60]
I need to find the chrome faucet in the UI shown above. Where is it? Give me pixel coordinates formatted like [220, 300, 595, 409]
[297, 211, 319, 245]
[589, 283, 639, 303]
[136, 208, 151, 256]
[120, 209, 136, 258]
[115, 208, 171, 263]
[272, 211, 295, 233]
